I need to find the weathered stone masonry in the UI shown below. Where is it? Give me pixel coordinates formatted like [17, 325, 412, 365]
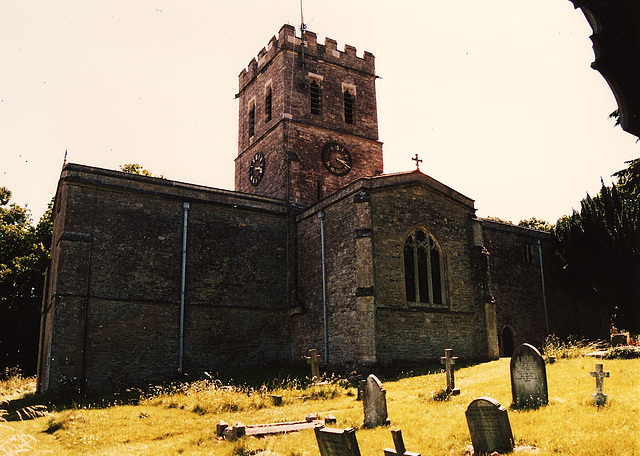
[38, 24, 607, 393]
[38, 165, 293, 392]
[235, 24, 383, 207]
[483, 220, 608, 355]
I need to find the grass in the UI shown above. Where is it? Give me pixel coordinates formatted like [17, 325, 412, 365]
[0, 367, 36, 403]
[1, 350, 639, 455]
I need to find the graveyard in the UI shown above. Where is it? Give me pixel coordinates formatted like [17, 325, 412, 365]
[1, 345, 639, 455]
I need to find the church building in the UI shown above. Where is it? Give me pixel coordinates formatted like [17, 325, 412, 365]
[37, 24, 606, 394]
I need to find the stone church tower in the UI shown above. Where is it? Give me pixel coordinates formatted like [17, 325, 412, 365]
[234, 24, 383, 206]
[36, 24, 606, 394]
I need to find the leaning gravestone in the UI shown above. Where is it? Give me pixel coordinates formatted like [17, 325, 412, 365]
[510, 343, 548, 408]
[315, 426, 362, 456]
[465, 397, 514, 455]
[383, 429, 421, 456]
[363, 374, 391, 428]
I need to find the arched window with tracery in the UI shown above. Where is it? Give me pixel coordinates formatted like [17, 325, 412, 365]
[404, 228, 445, 305]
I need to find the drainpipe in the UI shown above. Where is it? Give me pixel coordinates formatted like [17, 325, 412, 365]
[318, 211, 329, 364]
[537, 239, 550, 336]
[178, 202, 190, 375]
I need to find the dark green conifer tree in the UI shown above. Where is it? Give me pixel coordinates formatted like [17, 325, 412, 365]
[552, 160, 640, 333]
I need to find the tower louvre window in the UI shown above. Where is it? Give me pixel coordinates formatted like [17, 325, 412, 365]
[248, 102, 255, 138]
[310, 80, 322, 115]
[344, 89, 355, 124]
[404, 228, 445, 305]
[264, 86, 272, 122]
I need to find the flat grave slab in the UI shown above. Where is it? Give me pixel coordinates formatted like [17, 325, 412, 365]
[218, 417, 324, 440]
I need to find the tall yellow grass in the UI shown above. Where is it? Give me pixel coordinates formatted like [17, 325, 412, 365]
[1, 355, 639, 455]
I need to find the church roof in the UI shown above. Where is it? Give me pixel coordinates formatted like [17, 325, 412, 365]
[298, 169, 476, 220]
[58, 163, 289, 214]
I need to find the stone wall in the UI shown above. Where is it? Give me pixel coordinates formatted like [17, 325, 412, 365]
[291, 173, 495, 370]
[482, 221, 549, 351]
[235, 24, 383, 207]
[481, 220, 608, 354]
[237, 24, 378, 143]
[368, 174, 491, 364]
[376, 308, 478, 364]
[293, 189, 375, 368]
[39, 164, 293, 393]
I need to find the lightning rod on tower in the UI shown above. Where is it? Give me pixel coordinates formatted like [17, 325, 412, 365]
[299, 0, 306, 68]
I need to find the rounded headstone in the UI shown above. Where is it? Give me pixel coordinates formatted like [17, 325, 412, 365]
[465, 397, 514, 454]
[510, 343, 548, 408]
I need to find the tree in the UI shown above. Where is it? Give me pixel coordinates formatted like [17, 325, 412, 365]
[119, 163, 162, 178]
[0, 188, 52, 375]
[613, 157, 640, 197]
[518, 217, 552, 232]
[484, 216, 513, 224]
[552, 160, 640, 333]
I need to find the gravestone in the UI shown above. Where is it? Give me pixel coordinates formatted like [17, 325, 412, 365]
[221, 422, 246, 440]
[590, 363, 610, 405]
[510, 343, 548, 408]
[440, 348, 461, 395]
[314, 426, 362, 456]
[611, 333, 628, 346]
[267, 394, 283, 406]
[357, 379, 366, 401]
[465, 397, 514, 455]
[362, 374, 391, 428]
[216, 421, 229, 437]
[383, 429, 421, 456]
[304, 349, 323, 380]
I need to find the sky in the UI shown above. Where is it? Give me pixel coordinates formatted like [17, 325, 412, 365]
[2, 0, 638, 224]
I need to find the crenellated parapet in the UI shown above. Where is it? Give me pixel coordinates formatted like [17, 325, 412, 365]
[239, 24, 376, 92]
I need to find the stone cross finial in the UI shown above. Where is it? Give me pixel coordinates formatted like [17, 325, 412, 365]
[590, 363, 610, 405]
[412, 154, 423, 171]
[304, 348, 323, 380]
[440, 349, 460, 395]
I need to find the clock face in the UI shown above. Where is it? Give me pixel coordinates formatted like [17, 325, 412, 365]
[321, 143, 352, 176]
[249, 152, 265, 186]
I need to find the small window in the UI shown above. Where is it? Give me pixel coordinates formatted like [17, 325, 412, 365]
[343, 89, 355, 124]
[404, 228, 445, 305]
[523, 243, 535, 263]
[248, 102, 255, 138]
[310, 81, 322, 115]
[264, 86, 272, 122]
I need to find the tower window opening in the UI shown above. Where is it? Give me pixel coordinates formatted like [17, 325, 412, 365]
[264, 86, 272, 122]
[344, 89, 355, 124]
[248, 102, 255, 138]
[310, 80, 322, 115]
